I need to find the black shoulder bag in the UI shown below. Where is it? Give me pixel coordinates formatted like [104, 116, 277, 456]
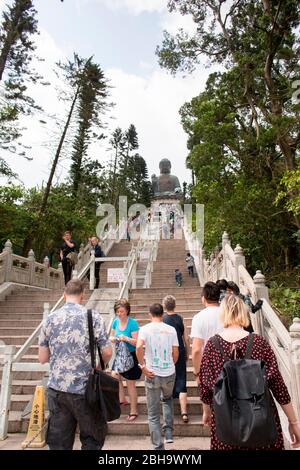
[85, 309, 121, 423]
[211, 333, 278, 448]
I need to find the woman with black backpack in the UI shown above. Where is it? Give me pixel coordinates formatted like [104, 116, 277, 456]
[199, 294, 300, 450]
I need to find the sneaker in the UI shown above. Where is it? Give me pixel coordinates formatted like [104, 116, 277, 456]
[164, 432, 173, 444]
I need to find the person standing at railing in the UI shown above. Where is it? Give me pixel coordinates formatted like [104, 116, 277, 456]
[109, 299, 141, 422]
[88, 236, 104, 289]
[60, 231, 77, 285]
[226, 281, 263, 333]
[38, 278, 112, 450]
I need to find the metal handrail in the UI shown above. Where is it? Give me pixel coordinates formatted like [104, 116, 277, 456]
[12, 223, 126, 365]
[12, 256, 95, 364]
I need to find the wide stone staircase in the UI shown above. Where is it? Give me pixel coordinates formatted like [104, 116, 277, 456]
[0, 240, 132, 433]
[107, 238, 210, 441]
[1, 236, 210, 446]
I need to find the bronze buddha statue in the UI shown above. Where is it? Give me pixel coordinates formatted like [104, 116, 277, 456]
[151, 158, 181, 200]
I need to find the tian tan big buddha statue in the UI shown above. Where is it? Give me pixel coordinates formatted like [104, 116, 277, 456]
[151, 158, 182, 200]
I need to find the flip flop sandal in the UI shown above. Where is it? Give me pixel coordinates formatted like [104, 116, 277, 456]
[120, 401, 129, 406]
[126, 414, 138, 422]
[181, 413, 189, 423]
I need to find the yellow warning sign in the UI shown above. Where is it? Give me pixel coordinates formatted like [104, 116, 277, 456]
[21, 385, 46, 449]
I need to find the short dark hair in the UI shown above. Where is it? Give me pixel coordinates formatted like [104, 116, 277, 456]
[149, 303, 164, 317]
[64, 278, 84, 296]
[227, 281, 240, 295]
[202, 282, 220, 303]
[114, 298, 131, 316]
[216, 279, 229, 291]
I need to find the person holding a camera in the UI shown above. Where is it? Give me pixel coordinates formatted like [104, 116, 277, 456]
[60, 231, 77, 285]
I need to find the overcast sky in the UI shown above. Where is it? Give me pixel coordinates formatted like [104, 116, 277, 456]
[0, 0, 219, 189]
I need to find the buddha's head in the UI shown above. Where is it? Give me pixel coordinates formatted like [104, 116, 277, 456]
[159, 158, 171, 175]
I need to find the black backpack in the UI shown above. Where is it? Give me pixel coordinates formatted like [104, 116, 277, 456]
[211, 333, 278, 448]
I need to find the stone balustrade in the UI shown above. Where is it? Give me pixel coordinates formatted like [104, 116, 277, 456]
[0, 240, 64, 289]
[183, 224, 300, 430]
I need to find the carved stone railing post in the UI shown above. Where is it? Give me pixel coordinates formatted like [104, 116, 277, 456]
[253, 270, 269, 336]
[207, 258, 212, 283]
[203, 259, 209, 283]
[43, 302, 50, 321]
[222, 231, 230, 279]
[131, 249, 137, 290]
[76, 243, 85, 272]
[28, 249, 35, 286]
[57, 262, 63, 288]
[289, 318, 300, 421]
[214, 246, 220, 280]
[72, 269, 78, 279]
[122, 264, 128, 297]
[222, 231, 230, 249]
[89, 252, 95, 290]
[0, 345, 16, 440]
[253, 270, 269, 301]
[234, 244, 246, 285]
[43, 256, 50, 288]
[3, 240, 13, 282]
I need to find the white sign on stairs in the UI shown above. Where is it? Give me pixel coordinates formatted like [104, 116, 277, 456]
[107, 268, 125, 283]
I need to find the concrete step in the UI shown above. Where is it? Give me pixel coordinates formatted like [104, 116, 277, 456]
[1, 380, 42, 395]
[0, 336, 36, 345]
[150, 282, 199, 288]
[131, 309, 199, 318]
[130, 301, 201, 308]
[131, 287, 202, 293]
[135, 317, 194, 326]
[10, 394, 32, 412]
[7, 413, 210, 436]
[107, 415, 210, 437]
[0, 327, 36, 335]
[130, 295, 201, 302]
[0, 314, 43, 321]
[0, 306, 59, 313]
[118, 396, 202, 416]
[0, 320, 41, 327]
[123, 381, 200, 397]
[9, 394, 201, 414]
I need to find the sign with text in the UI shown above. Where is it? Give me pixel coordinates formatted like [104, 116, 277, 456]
[140, 250, 151, 260]
[107, 268, 125, 283]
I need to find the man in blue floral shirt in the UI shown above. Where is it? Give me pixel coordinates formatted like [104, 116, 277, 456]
[39, 278, 112, 450]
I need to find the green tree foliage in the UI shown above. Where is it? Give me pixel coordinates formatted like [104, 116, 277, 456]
[0, 0, 41, 167]
[157, 0, 300, 230]
[108, 126, 125, 204]
[21, 54, 101, 255]
[107, 125, 152, 207]
[179, 70, 299, 275]
[0, 183, 104, 263]
[125, 153, 153, 207]
[70, 59, 110, 200]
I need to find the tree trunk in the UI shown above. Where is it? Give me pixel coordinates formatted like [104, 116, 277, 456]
[22, 87, 79, 256]
[0, 2, 25, 81]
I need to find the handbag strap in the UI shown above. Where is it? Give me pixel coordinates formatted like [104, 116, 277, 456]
[87, 309, 96, 370]
[244, 333, 254, 359]
[87, 309, 106, 371]
[211, 335, 231, 361]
